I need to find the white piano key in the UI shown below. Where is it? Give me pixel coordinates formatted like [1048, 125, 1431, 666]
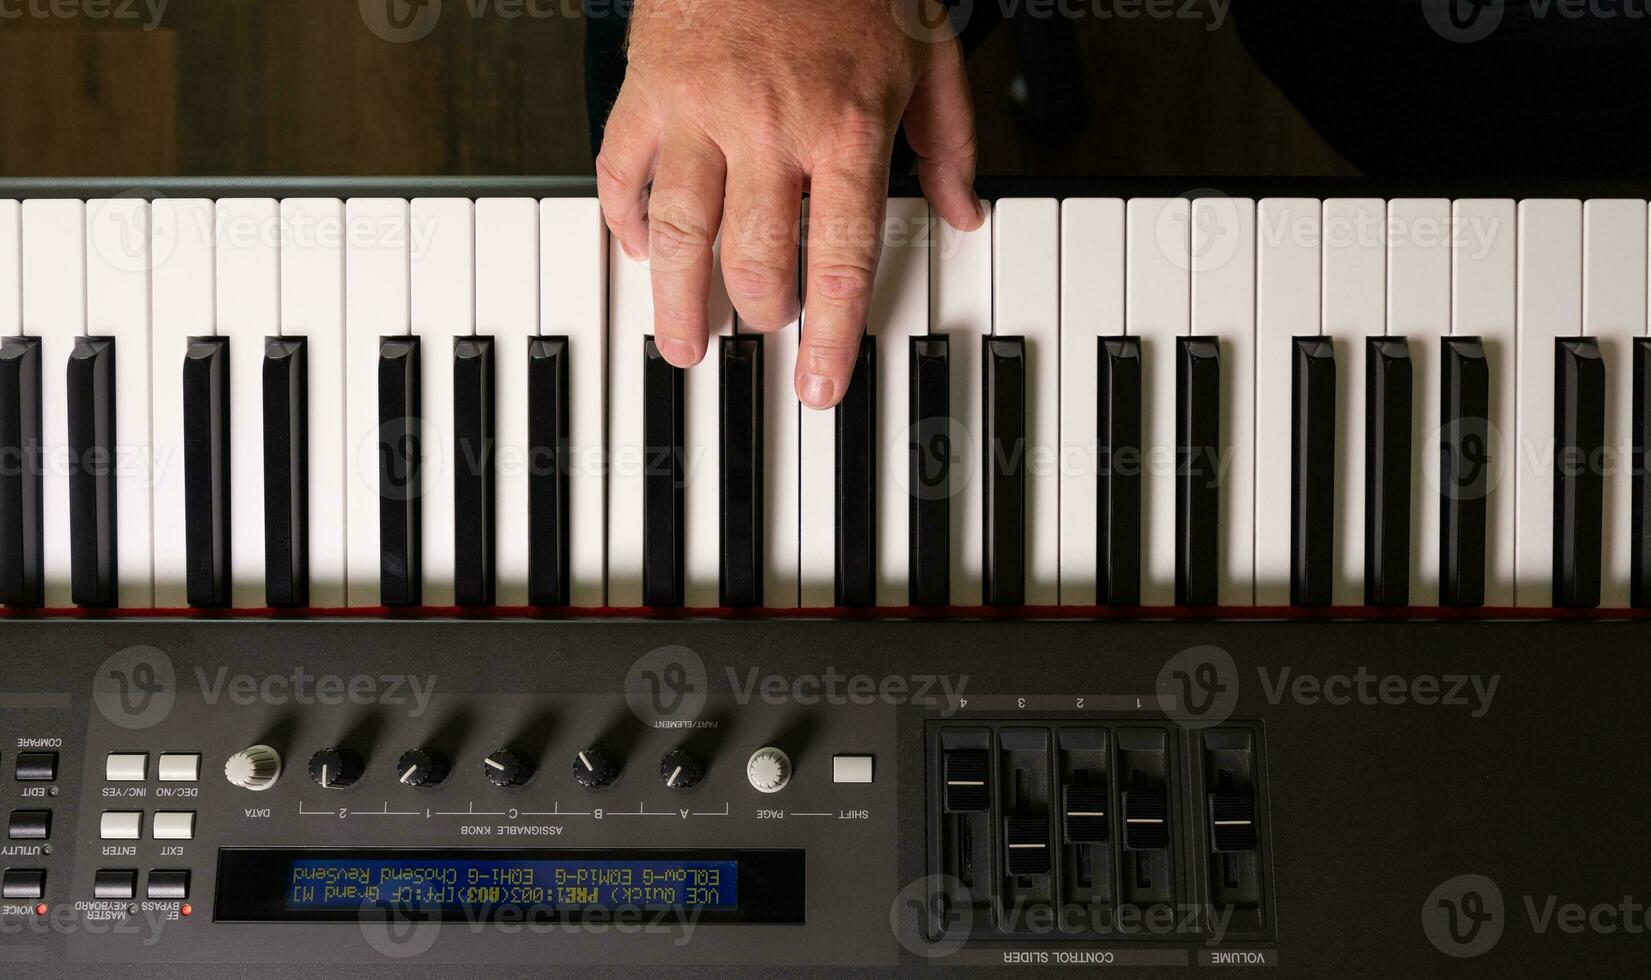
[1583, 199, 1647, 608]
[539, 198, 607, 607]
[215, 198, 279, 608]
[21, 199, 86, 608]
[992, 199, 1059, 605]
[934, 201, 992, 606]
[1321, 198, 1386, 605]
[1192, 195, 1256, 605]
[1515, 199, 1583, 606]
[685, 241, 735, 608]
[0, 201, 17, 336]
[410, 198, 475, 607]
[875, 198, 931, 606]
[607, 234, 650, 607]
[1058, 198, 1120, 605]
[757, 314, 800, 609]
[150, 199, 215, 607]
[798, 200, 834, 609]
[1256, 199, 1321, 605]
[344, 198, 411, 607]
[1451, 199, 1518, 606]
[1127, 198, 1190, 606]
[280, 198, 347, 607]
[476, 198, 539, 606]
[86, 198, 154, 608]
[1388, 198, 1452, 606]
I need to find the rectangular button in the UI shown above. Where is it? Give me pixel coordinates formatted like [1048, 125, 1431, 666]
[8, 809, 49, 840]
[832, 755, 874, 784]
[157, 753, 201, 782]
[94, 869, 137, 900]
[151, 811, 196, 841]
[1, 869, 44, 899]
[105, 753, 147, 782]
[100, 811, 142, 840]
[15, 751, 57, 781]
[147, 869, 191, 901]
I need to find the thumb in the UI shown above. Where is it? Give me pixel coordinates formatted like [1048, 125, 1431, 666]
[902, 37, 983, 232]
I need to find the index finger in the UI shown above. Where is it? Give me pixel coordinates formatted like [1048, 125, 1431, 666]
[798, 154, 890, 409]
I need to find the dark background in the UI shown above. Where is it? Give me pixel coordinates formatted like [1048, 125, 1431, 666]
[0, 0, 1355, 178]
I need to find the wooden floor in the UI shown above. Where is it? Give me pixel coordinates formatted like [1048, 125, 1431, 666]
[0, 0, 1354, 178]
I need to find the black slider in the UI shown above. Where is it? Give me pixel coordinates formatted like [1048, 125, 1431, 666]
[909, 336, 950, 606]
[1208, 792, 1257, 853]
[1120, 789, 1168, 851]
[1554, 337, 1604, 608]
[1062, 783, 1109, 845]
[263, 338, 308, 608]
[527, 336, 570, 607]
[1365, 337, 1412, 607]
[1176, 336, 1220, 607]
[1003, 816, 1051, 877]
[835, 336, 876, 607]
[1439, 337, 1489, 608]
[1291, 337, 1336, 606]
[720, 336, 763, 607]
[983, 336, 1026, 606]
[183, 337, 231, 608]
[67, 337, 117, 607]
[377, 337, 421, 606]
[643, 336, 685, 608]
[453, 336, 496, 607]
[0, 337, 42, 607]
[1098, 337, 1141, 606]
[1634, 339, 1651, 608]
[942, 749, 989, 813]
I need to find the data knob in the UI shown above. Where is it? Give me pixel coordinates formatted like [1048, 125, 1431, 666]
[308, 748, 364, 789]
[224, 745, 282, 791]
[746, 746, 792, 794]
[572, 747, 620, 789]
[396, 748, 450, 788]
[484, 748, 533, 788]
[659, 747, 704, 791]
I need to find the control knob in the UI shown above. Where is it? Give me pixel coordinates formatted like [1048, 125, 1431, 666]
[572, 747, 620, 789]
[659, 747, 704, 791]
[224, 745, 282, 791]
[308, 748, 364, 789]
[746, 746, 792, 793]
[484, 748, 533, 788]
[396, 748, 450, 788]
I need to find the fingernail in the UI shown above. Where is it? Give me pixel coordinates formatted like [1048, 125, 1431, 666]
[621, 239, 644, 260]
[655, 336, 697, 365]
[799, 373, 837, 409]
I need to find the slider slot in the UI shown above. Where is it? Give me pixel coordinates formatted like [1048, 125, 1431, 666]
[1291, 337, 1335, 606]
[262, 337, 309, 608]
[1554, 337, 1604, 608]
[1098, 337, 1141, 606]
[1364, 336, 1411, 607]
[454, 336, 496, 607]
[183, 336, 231, 608]
[983, 335, 1026, 606]
[527, 336, 570, 607]
[835, 336, 876, 607]
[909, 335, 950, 606]
[0, 337, 43, 607]
[719, 336, 763, 608]
[377, 336, 421, 607]
[1440, 336, 1489, 608]
[1176, 336, 1220, 607]
[643, 336, 685, 608]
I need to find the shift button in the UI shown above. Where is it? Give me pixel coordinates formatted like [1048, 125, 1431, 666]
[106, 753, 148, 782]
[832, 755, 874, 784]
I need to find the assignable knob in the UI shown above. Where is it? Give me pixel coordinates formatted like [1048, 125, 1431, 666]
[396, 748, 450, 788]
[659, 747, 704, 791]
[308, 748, 364, 789]
[484, 748, 533, 788]
[224, 745, 282, 791]
[746, 746, 792, 794]
[572, 747, 620, 789]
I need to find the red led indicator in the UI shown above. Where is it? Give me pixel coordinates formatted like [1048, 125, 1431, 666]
[34, 904, 47, 916]
[180, 904, 193, 917]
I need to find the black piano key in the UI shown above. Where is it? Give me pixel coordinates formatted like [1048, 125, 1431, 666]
[183, 337, 231, 608]
[262, 338, 309, 608]
[453, 336, 496, 607]
[377, 337, 421, 607]
[983, 335, 1026, 607]
[643, 337, 685, 608]
[0, 337, 42, 607]
[720, 336, 763, 608]
[1554, 337, 1605, 609]
[1176, 336, 1220, 607]
[835, 336, 876, 607]
[1440, 336, 1489, 608]
[1635, 338, 1651, 608]
[67, 337, 117, 608]
[1097, 337, 1141, 606]
[909, 336, 950, 606]
[527, 336, 570, 607]
[1365, 336, 1412, 607]
[1291, 337, 1336, 607]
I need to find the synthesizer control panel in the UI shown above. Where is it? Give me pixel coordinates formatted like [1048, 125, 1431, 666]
[0, 618, 1647, 977]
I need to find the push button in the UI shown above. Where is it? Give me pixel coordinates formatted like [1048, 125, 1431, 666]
[151, 811, 195, 840]
[100, 811, 142, 840]
[146, 869, 190, 900]
[832, 755, 874, 784]
[1, 869, 44, 899]
[157, 753, 201, 782]
[8, 809, 50, 840]
[105, 753, 148, 782]
[94, 869, 137, 900]
[15, 751, 57, 781]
